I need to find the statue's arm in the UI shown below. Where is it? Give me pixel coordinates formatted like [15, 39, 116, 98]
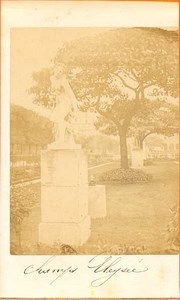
[66, 80, 78, 113]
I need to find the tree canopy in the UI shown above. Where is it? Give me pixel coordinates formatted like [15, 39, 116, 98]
[11, 104, 53, 144]
[29, 27, 178, 168]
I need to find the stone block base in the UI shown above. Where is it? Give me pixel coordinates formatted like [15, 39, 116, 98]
[39, 216, 90, 246]
[88, 185, 107, 218]
[41, 185, 88, 223]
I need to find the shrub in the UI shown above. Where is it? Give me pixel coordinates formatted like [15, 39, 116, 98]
[10, 183, 40, 247]
[11, 242, 77, 255]
[11, 241, 148, 255]
[11, 166, 40, 184]
[76, 243, 148, 255]
[164, 206, 178, 253]
[99, 168, 152, 184]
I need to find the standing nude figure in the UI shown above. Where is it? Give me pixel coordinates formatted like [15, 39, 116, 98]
[50, 63, 78, 146]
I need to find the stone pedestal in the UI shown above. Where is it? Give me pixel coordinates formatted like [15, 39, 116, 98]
[39, 148, 91, 246]
[88, 185, 106, 218]
[131, 149, 144, 169]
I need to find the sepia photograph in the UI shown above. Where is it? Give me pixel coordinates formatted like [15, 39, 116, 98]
[10, 26, 179, 256]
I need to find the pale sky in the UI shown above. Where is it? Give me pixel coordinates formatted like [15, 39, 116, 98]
[11, 28, 108, 116]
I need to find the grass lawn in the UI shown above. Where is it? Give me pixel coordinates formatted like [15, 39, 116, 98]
[14, 161, 178, 254]
[83, 161, 178, 254]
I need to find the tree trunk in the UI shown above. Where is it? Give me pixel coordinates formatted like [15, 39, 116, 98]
[119, 130, 129, 169]
[139, 138, 143, 149]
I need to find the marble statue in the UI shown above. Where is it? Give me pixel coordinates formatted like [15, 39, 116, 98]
[50, 63, 78, 146]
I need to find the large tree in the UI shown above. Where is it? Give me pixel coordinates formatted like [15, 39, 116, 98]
[96, 99, 179, 147]
[29, 28, 178, 168]
[129, 100, 179, 149]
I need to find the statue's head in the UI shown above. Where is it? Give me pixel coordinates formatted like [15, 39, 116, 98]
[53, 63, 66, 77]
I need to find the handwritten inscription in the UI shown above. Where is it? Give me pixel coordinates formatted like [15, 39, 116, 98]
[88, 255, 148, 287]
[24, 256, 78, 285]
[24, 255, 148, 287]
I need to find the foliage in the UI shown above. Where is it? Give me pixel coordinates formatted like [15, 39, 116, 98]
[16, 240, 177, 254]
[76, 243, 148, 255]
[95, 100, 179, 143]
[11, 242, 77, 255]
[10, 183, 39, 246]
[29, 28, 178, 168]
[54, 28, 178, 96]
[11, 167, 40, 184]
[11, 104, 53, 144]
[129, 100, 179, 148]
[99, 168, 152, 184]
[11, 241, 148, 255]
[29, 68, 56, 108]
[164, 206, 178, 253]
